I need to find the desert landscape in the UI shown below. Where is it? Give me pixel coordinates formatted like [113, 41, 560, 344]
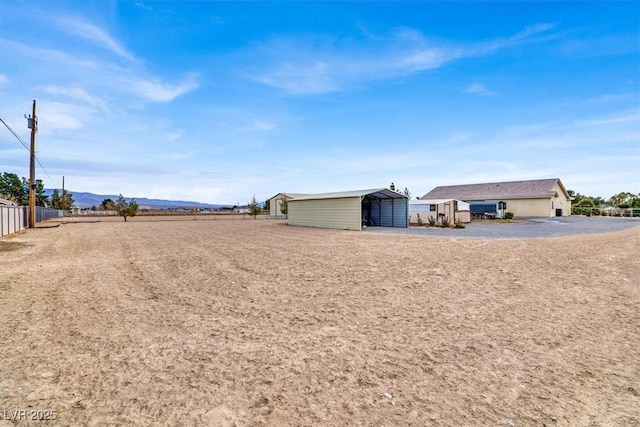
[1, 217, 638, 426]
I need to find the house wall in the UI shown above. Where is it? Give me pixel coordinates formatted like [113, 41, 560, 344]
[499, 199, 552, 217]
[288, 197, 362, 230]
[551, 182, 572, 216]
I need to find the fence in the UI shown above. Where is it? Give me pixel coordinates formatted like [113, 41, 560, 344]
[0, 206, 64, 238]
[1, 205, 27, 237]
[572, 206, 639, 217]
[32, 206, 65, 223]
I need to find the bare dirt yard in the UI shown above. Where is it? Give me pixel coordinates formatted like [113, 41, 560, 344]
[1, 217, 639, 426]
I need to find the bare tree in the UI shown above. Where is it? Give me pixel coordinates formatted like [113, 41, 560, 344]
[248, 195, 262, 219]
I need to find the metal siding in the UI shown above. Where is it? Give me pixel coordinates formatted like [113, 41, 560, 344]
[288, 197, 361, 230]
[364, 197, 408, 228]
[0, 205, 27, 237]
[380, 199, 393, 226]
[393, 198, 408, 227]
[368, 199, 381, 226]
[35, 207, 64, 223]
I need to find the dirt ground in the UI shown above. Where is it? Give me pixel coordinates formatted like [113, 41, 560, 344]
[1, 217, 639, 426]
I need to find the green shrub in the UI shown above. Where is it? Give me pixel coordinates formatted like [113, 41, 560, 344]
[504, 211, 514, 220]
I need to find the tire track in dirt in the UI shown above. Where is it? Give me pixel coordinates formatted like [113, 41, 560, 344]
[1, 219, 638, 426]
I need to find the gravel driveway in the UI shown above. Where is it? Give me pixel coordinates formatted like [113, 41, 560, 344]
[366, 216, 640, 238]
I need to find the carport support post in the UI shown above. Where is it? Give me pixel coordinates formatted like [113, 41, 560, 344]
[360, 196, 364, 230]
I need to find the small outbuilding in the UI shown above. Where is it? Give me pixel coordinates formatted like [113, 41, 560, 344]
[288, 188, 409, 231]
[267, 192, 308, 217]
[409, 199, 471, 225]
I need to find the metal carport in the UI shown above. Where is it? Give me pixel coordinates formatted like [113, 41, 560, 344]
[287, 188, 408, 231]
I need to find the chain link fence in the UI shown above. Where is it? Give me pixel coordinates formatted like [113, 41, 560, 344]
[572, 206, 639, 217]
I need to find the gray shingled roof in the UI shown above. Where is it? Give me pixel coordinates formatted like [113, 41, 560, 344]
[420, 178, 568, 201]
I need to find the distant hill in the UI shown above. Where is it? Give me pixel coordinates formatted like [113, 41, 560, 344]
[44, 189, 229, 210]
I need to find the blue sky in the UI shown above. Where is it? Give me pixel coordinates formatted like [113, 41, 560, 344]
[0, 1, 638, 205]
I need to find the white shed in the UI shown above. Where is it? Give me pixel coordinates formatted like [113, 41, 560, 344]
[267, 192, 308, 217]
[409, 199, 471, 225]
[288, 188, 409, 231]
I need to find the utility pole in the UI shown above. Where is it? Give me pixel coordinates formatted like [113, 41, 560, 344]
[26, 100, 37, 228]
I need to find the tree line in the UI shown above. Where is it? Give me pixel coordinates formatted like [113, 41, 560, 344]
[569, 189, 640, 212]
[0, 171, 74, 209]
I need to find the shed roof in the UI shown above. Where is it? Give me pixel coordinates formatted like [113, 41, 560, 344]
[411, 199, 462, 205]
[420, 178, 569, 201]
[289, 188, 408, 202]
[268, 192, 309, 201]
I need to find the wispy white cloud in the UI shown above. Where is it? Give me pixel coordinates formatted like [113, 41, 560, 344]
[36, 101, 87, 133]
[52, 16, 137, 62]
[557, 33, 640, 57]
[9, 13, 199, 102]
[495, 109, 640, 153]
[252, 120, 277, 131]
[1, 39, 99, 69]
[167, 132, 182, 141]
[126, 73, 200, 102]
[0, 74, 7, 84]
[583, 93, 633, 104]
[248, 23, 556, 95]
[134, 0, 153, 12]
[39, 85, 109, 111]
[464, 83, 496, 96]
[448, 131, 474, 143]
[2, 35, 199, 104]
[252, 62, 337, 95]
[208, 107, 281, 136]
[498, 23, 556, 46]
[570, 109, 640, 128]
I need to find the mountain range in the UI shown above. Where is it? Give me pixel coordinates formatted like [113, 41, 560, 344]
[44, 189, 229, 210]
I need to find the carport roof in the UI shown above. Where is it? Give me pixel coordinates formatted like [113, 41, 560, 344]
[289, 188, 408, 202]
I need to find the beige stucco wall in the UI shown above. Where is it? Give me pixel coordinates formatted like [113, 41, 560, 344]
[502, 197, 570, 217]
[288, 197, 361, 230]
[551, 182, 572, 216]
[500, 183, 571, 217]
[500, 199, 551, 217]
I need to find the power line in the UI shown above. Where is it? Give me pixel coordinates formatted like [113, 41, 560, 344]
[0, 117, 30, 150]
[34, 155, 51, 180]
[0, 116, 51, 180]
